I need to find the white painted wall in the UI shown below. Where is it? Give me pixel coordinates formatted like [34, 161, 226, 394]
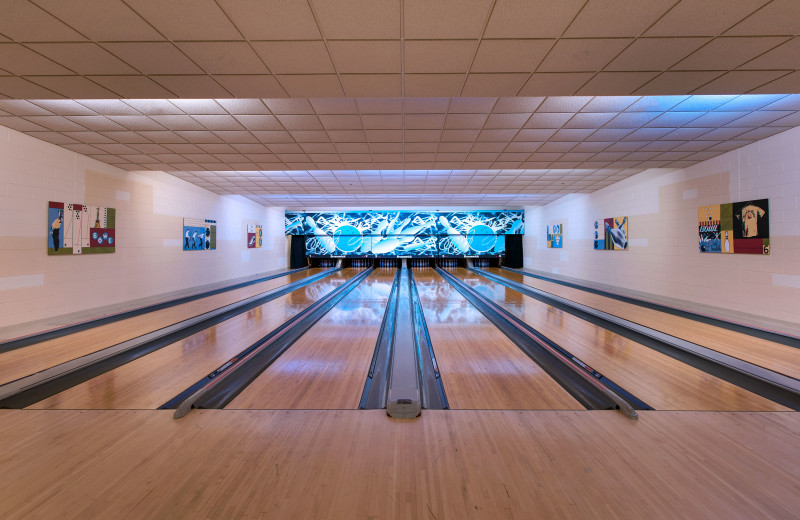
[0, 125, 286, 328]
[524, 126, 800, 324]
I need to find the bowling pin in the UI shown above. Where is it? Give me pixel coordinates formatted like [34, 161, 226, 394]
[724, 231, 730, 252]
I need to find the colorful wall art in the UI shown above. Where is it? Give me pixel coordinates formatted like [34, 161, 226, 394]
[698, 199, 769, 255]
[593, 217, 628, 251]
[183, 218, 216, 251]
[547, 223, 563, 248]
[286, 210, 523, 257]
[247, 224, 263, 249]
[48, 201, 116, 255]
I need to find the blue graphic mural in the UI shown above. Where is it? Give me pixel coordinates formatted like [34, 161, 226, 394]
[289, 210, 522, 257]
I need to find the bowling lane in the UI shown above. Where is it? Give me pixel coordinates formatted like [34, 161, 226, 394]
[0, 269, 326, 387]
[489, 268, 800, 381]
[28, 269, 361, 409]
[414, 268, 583, 410]
[454, 268, 789, 411]
[228, 268, 396, 409]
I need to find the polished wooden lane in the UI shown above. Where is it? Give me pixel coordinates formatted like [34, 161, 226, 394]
[0, 269, 326, 387]
[28, 270, 359, 410]
[455, 268, 788, 411]
[228, 268, 396, 409]
[1, 409, 798, 519]
[414, 268, 583, 410]
[491, 268, 800, 381]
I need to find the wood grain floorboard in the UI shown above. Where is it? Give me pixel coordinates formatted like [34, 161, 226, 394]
[492, 268, 800, 381]
[0, 409, 797, 519]
[415, 268, 583, 410]
[452, 268, 788, 411]
[27, 270, 355, 409]
[0, 269, 325, 387]
[228, 268, 395, 410]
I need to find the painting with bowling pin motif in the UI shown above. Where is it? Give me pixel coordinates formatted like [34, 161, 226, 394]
[47, 201, 116, 255]
[698, 199, 769, 255]
[593, 217, 628, 250]
[247, 224, 262, 249]
[547, 223, 563, 248]
[183, 218, 216, 251]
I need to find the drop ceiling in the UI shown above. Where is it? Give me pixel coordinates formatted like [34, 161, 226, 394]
[2, 0, 800, 208]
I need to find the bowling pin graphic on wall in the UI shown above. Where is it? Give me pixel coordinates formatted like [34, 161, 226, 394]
[183, 217, 216, 252]
[698, 200, 769, 255]
[593, 217, 628, 251]
[48, 201, 116, 256]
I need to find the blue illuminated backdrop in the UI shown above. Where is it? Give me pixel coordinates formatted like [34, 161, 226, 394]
[285, 210, 523, 257]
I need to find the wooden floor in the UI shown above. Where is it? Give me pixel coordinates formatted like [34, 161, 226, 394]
[493, 268, 800, 381]
[1, 409, 798, 519]
[29, 270, 354, 410]
[228, 268, 394, 409]
[414, 268, 582, 410]
[452, 268, 788, 411]
[0, 269, 325, 387]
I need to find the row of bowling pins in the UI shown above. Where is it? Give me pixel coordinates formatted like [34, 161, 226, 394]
[474, 258, 491, 267]
[408, 259, 428, 268]
[440, 258, 460, 267]
[319, 258, 336, 267]
[378, 259, 397, 267]
[352, 258, 370, 268]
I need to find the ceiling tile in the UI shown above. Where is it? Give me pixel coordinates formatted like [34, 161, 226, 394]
[0, 44, 72, 75]
[405, 113, 445, 129]
[538, 39, 633, 72]
[485, 0, 584, 38]
[29, 43, 138, 75]
[327, 41, 400, 73]
[444, 113, 488, 129]
[153, 75, 230, 97]
[404, 40, 477, 73]
[564, 0, 675, 37]
[448, 97, 496, 113]
[218, 0, 321, 39]
[0, 0, 86, 41]
[462, 73, 532, 97]
[750, 70, 800, 94]
[276, 114, 323, 130]
[673, 37, 789, 70]
[28, 76, 118, 98]
[123, 99, 184, 115]
[105, 115, 166, 131]
[404, 0, 493, 39]
[319, 114, 363, 129]
[125, 0, 241, 40]
[471, 40, 552, 73]
[215, 75, 287, 97]
[33, 0, 164, 41]
[277, 75, 344, 97]
[340, 74, 401, 97]
[725, 0, 800, 36]
[519, 73, 594, 96]
[635, 71, 725, 95]
[740, 37, 800, 70]
[606, 38, 710, 71]
[252, 41, 334, 75]
[311, 0, 400, 39]
[192, 114, 245, 130]
[692, 70, 788, 94]
[646, 0, 768, 37]
[175, 42, 268, 75]
[102, 43, 203, 75]
[577, 72, 658, 95]
[88, 76, 176, 97]
[404, 74, 464, 97]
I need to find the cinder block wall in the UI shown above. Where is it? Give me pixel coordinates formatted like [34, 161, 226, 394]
[0, 126, 287, 329]
[524, 126, 800, 324]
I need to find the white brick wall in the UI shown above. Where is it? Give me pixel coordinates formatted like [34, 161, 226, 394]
[0, 126, 287, 328]
[524, 126, 800, 324]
